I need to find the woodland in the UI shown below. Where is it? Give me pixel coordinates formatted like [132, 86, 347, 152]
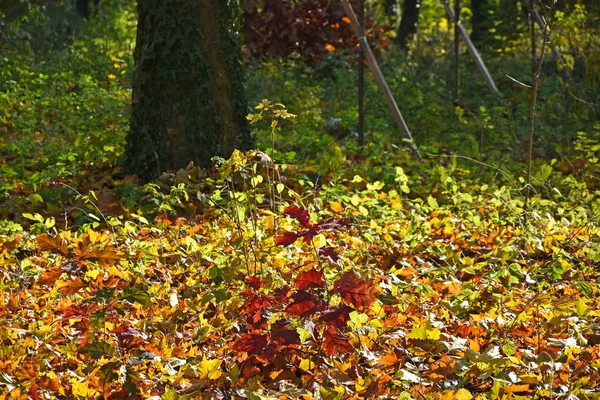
[0, 0, 600, 399]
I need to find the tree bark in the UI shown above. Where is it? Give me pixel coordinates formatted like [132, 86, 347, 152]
[396, 0, 420, 50]
[124, 0, 254, 180]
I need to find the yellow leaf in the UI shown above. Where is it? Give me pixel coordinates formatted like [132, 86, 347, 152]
[454, 388, 473, 400]
[199, 356, 222, 380]
[330, 201, 344, 212]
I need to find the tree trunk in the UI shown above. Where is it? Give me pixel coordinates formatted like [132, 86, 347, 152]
[470, 0, 489, 44]
[396, 0, 420, 50]
[124, 0, 254, 180]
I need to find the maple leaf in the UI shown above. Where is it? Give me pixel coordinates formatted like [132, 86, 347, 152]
[322, 327, 353, 356]
[320, 305, 353, 330]
[274, 231, 299, 246]
[198, 357, 222, 380]
[37, 266, 64, 287]
[83, 247, 120, 268]
[295, 267, 325, 290]
[286, 290, 324, 318]
[59, 277, 86, 296]
[332, 271, 379, 309]
[37, 234, 69, 257]
[284, 205, 312, 227]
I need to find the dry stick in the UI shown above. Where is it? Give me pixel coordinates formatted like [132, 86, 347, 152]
[441, 0, 501, 97]
[340, 0, 421, 159]
[357, 0, 365, 148]
[526, 2, 552, 211]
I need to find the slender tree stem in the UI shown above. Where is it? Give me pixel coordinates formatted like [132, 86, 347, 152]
[358, 0, 365, 149]
[526, 1, 553, 210]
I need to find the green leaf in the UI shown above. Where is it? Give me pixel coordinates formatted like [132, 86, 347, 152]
[534, 164, 553, 182]
[502, 340, 516, 356]
[119, 285, 150, 306]
[578, 281, 593, 298]
[427, 196, 438, 209]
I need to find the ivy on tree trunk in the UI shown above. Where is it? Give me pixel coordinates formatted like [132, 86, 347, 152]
[124, 0, 254, 180]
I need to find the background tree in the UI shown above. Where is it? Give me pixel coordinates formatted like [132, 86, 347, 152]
[396, 0, 420, 50]
[470, 0, 490, 44]
[124, 0, 254, 180]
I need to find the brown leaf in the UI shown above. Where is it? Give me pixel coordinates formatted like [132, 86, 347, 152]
[37, 234, 69, 257]
[83, 247, 120, 267]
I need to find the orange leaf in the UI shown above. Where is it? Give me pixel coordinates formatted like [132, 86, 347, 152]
[37, 266, 64, 287]
[329, 202, 344, 212]
[378, 352, 400, 367]
[59, 277, 86, 296]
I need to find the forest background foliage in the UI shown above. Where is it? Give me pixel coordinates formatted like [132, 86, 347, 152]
[1, 0, 600, 398]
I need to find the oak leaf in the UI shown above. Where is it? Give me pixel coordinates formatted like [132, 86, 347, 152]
[332, 271, 379, 309]
[284, 205, 312, 227]
[322, 327, 353, 356]
[320, 305, 353, 330]
[295, 267, 325, 291]
[286, 290, 324, 318]
[37, 234, 69, 257]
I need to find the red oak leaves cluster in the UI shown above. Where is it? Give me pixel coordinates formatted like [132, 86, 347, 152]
[274, 205, 349, 247]
[234, 219, 380, 366]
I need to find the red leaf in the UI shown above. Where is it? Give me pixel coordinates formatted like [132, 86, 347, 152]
[332, 271, 379, 309]
[320, 305, 353, 330]
[245, 276, 263, 290]
[318, 246, 340, 263]
[284, 205, 312, 227]
[232, 332, 269, 356]
[286, 290, 324, 318]
[274, 285, 291, 303]
[27, 383, 39, 400]
[37, 234, 69, 257]
[271, 326, 300, 346]
[322, 327, 353, 356]
[274, 231, 299, 246]
[295, 267, 325, 290]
